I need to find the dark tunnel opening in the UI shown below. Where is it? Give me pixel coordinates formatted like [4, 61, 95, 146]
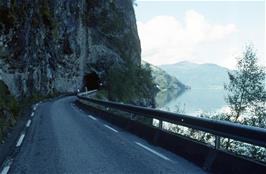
[83, 72, 100, 91]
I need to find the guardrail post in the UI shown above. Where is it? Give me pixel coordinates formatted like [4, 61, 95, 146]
[130, 113, 133, 120]
[215, 136, 220, 149]
[153, 120, 163, 144]
[158, 120, 163, 129]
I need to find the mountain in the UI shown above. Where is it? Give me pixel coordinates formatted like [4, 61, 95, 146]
[0, 0, 140, 97]
[0, 0, 159, 143]
[160, 61, 230, 89]
[142, 61, 187, 107]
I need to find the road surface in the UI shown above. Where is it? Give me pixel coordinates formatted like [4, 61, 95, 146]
[8, 96, 205, 174]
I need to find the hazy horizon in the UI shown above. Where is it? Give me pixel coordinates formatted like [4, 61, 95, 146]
[135, 1, 265, 69]
[157, 60, 232, 70]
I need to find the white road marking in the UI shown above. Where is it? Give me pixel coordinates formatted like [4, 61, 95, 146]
[135, 142, 170, 161]
[0, 165, 10, 174]
[104, 124, 118, 133]
[16, 134, 25, 147]
[26, 120, 31, 127]
[88, 115, 97, 121]
[31, 112, 34, 117]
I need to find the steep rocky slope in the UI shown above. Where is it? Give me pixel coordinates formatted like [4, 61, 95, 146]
[0, 0, 156, 142]
[0, 0, 140, 97]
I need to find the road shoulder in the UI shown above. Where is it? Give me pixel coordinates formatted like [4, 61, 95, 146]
[0, 107, 30, 166]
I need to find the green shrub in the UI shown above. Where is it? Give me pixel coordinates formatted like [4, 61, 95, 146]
[86, 0, 98, 9]
[95, 90, 108, 100]
[41, 7, 51, 26]
[0, 7, 16, 28]
[0, 80, 60, 143]
[40, 2, 57, 30]
[0, 80, 17, 142]
[31, 16, 39, 28]
[0, 2, 29, 30]
[106, 62, 156, 105]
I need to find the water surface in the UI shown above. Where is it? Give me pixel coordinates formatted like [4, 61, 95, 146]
[163, 88, 227, 115]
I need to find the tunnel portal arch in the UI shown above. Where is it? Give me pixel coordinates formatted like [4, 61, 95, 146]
[83, 72, 100, 91]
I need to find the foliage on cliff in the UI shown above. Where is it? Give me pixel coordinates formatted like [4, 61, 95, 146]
[0, 80, 60, 142]
[0, 80, 18, 141]
[107, 62, 156, 107]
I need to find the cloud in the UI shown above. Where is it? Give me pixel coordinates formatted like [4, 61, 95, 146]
[137, 10, 238, 66]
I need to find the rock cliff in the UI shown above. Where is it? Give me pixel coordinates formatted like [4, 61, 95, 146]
[0, 0, 140, 97]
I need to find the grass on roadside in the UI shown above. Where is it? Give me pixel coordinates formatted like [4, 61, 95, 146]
[0, 80, 60, 143]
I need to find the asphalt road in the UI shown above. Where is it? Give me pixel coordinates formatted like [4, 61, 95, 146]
[9, 96, 205, 174]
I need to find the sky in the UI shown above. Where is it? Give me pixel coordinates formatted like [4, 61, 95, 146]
[134, 1, 265, 69]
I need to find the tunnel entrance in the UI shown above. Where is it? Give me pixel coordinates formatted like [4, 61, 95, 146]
[83, 72, 100, 91]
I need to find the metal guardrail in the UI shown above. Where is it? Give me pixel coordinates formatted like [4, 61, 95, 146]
[77, 91, 266, 149]
[77, 90, 98, 97]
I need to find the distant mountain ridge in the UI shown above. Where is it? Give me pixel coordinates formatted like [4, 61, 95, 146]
[142, 61, 187, 107]
[160, 61, 230, 89]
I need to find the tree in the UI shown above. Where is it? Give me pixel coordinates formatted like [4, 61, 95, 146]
[224, 45, 266, 149]
[131, 0, 138, 6]
[106, 62, 156, 106]
[225, 45, 266, 123]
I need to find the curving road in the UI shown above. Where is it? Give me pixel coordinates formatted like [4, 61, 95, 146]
[9, 96, 205, 174]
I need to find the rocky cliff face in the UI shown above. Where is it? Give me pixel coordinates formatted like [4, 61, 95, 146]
[0, 0, 140, 97]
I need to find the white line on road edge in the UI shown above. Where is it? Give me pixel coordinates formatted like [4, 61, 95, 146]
[16, 134, 25, 147]
[135, 142, 170, 161]
[104, 124, 118, 133]
[72, 104, 77, 109]
[26, 120, 31, 127]
[88, 115, 97, 121]
[0, 165, 10, 174]
[31, 112, 34, 117]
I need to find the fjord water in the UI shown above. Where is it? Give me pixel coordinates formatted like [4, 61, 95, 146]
[164, 88, 227, 116]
